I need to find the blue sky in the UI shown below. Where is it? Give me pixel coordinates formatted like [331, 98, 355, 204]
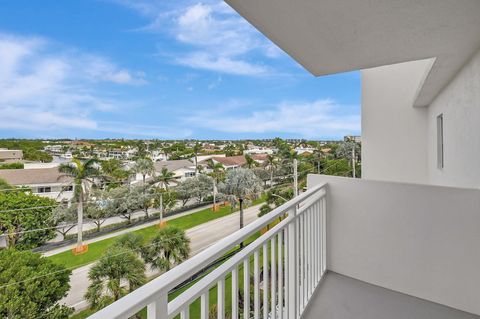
[0, 0, 360, 140]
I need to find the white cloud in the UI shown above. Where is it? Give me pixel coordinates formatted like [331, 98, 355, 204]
[186, 100, 360, 138]
[171, 2, 275, 75]
[176, 52, 269, 76]
[82, 56, 147, 85]
[0, 32, 146, 133]
[112, 0, 283, 76]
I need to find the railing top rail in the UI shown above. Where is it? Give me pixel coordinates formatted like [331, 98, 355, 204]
[88, 182, 327, 319]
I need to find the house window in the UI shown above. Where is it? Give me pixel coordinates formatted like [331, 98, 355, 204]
[185, 172, 196, 178]
[38, 186, 52, 193]
[437, 114, 444, 169]
[62, 185, 73, 192]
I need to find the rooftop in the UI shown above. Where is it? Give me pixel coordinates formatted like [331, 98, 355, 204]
[0, 167, 72, 185]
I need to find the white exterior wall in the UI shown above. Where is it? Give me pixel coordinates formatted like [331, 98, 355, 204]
[308, 174, 480, 315]
[361, 59, 433, 184]
[427, 48, 480, 188]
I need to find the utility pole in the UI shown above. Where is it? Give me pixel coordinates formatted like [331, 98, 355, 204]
[293, 158, 298, 197]
[352, 147, 356, 178]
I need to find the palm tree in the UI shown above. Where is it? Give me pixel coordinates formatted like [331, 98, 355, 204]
[142, 226, 190, 271]
[133, 158, 155, 186]
[265, 154, 278, 187]
[59, 158, 100, 252]
[85, 247, 146, 309]
[154, 167, 176, 224]
[244, 154, 258, 169]
[133, 158, 155, 216]
[192, 142, 202, 175]
[206, 159, 225, 211]
[220, 168, 263, 247]
[101, 159, 130, 187]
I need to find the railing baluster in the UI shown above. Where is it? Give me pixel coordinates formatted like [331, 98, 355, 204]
[308, 208, 316, 296]
[288, 207, 297, 319]
[284, 226, 289, 318]
[263, 243, 269, 319]
[314, 202, 319, 284]
[298, 214, 306, 315]
[147, 292, 168, 319]
[322, 197, 327, 275]
[296, 213, 301, 316]
[254, 250, 260, 319]
[278, 230, 284, 319]
[201, 292, 209, 319]
[244, 258, 250, 319]
[271, 236, 277, 319]
[218, 279, 225, 319]
[307, 208, 311, 298]
[232, 266, 238, 319]
[180, 308, 189, 319]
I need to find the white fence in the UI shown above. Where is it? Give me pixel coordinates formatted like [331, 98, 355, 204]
[88, 183, 327, 319]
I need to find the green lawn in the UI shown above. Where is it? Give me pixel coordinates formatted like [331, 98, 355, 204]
[49, 196, 266, 270]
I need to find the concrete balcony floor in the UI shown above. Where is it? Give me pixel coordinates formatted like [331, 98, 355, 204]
[303, 272, 480, 319]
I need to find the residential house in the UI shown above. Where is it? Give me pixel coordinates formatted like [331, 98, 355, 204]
[153, 160, 197, 182]
[0, 149, 23, 163]
[0, 167, 74, 201]
[244, 147, 274, 155]
[209, 155, 247, 170]
[88, 2, 480, 319]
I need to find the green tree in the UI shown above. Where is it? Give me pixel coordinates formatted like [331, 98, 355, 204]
[142, 226, 190, 271]
[112, 233, 144, 252]
[85, 247, 146, 309]
[59, 158, 101, 251]
[133, 158, 155, 216]
[244, 154, 258, 169]
[206, 160, 225, 209]
[0, 178, 13, 190]
[133, 158, 155, 186]
[175, 179, 194, 206]
[219, 168, 263, 247]
[0, 191, 57, 249]
[107, 186, 147, 223]
[52, 203, 77, 240]
[192, 142, 203, 174]
[153, 167, 176, 221]
[265, 154, 278, 186]
[0, 249, 72, 318]
[101, 159, 130, 188]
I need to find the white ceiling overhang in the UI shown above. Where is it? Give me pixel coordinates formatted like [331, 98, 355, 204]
[225, 0, 480, 107]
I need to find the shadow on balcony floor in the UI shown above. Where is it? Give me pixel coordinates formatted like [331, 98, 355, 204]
[303, 272, 480, 319]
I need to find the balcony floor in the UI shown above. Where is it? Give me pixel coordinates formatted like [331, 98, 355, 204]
[303, 272, 480, 319]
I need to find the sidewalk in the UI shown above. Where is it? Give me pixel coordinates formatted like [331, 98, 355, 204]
[43, 204, 210, 257]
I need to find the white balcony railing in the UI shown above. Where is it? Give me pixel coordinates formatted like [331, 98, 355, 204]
[88, 183, 327, 319]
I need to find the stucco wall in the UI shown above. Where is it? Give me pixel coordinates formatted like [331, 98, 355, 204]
[427, 47, 480, 188]
[307, 174, 480, 315]
[361, 59, 433, 184]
